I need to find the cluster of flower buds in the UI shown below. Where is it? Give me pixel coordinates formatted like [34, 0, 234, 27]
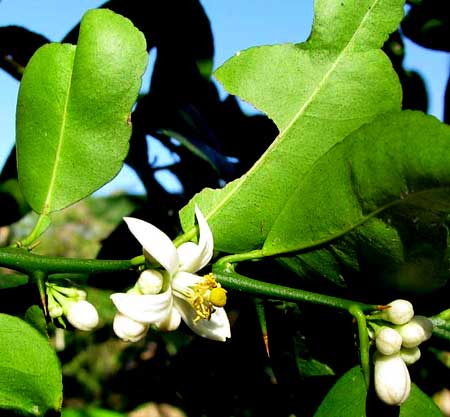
[46, 283, 99, 331]
[369, 299, 434, 406]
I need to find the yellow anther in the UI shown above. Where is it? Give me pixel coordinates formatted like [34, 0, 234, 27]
[210, 287, 227, 307]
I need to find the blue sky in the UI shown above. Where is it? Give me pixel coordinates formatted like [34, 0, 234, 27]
[0, 0, 448, 195]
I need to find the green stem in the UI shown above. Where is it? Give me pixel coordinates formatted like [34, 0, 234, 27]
[215, 250, 265, 265]
[349, 305, 371, 388]
[13, 214, 51, 248]
[213, 263, 376, 312]
[0, 247, 136, 275]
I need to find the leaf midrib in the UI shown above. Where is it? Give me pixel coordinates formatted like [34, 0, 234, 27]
[203, 0, 381, 227]
[42, 61, 75, 214]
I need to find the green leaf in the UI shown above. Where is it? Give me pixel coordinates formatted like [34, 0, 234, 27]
[16, 9, 148, 215]
[400, 385, 443, 416]
[314, 366, 367, 417]
[264, 111, 450, 260]
[0, 313, 62, 416]
[0, 273, 29, 289]
[180, 0, 403, 253]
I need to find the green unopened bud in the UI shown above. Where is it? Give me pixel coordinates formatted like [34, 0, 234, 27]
[398, 315, 433, 348]
[374, 352, 411, 406]
[400, 346, 421, 365]
[376, 327, 402, 355]
[380, 299, 414, 325]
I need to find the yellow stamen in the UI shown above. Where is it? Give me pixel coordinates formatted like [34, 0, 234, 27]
[188, 273, 227, 323]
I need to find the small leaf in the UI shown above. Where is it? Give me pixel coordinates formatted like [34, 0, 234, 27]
[0, 273, 29, 289]
[16, 9, 148, 215]
[314, 366, 367, 417]
[0, 313, 62, 415]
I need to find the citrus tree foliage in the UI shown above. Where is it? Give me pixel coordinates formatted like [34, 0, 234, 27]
[0, 1, 449, 416]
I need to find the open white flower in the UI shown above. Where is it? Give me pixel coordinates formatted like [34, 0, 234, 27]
[111, 206, 230, 342]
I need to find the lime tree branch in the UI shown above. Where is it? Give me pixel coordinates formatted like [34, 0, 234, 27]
[0, 247, 142, 275]
[213, 262, 378, 313]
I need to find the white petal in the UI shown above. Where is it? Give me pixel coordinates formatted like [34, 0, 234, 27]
[156, 306, 182, 332]
[174, 298, 231, 341]
[177, 206, 213, 273]
[110, 290, 172, 324]
[113, 313, 149, 342]
[124, 217, 179, 275]
[172, 271, 202, 295]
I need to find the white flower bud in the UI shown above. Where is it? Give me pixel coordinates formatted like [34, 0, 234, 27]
[137, 269, 163, 295]
[65, 300, 99, 331]
[380, 299, 414, 325]
[113, 312, 149, 342]
[400, 346, 421, 365]
[374, 352, 411, 406]
[376, 327, 402, 355]
[49, 304, 63, 319]
[398, 315, 433, 348]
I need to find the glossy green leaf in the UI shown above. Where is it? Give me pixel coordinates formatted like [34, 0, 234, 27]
[264, 111, 450, 258]
[180, 0, 403, 253]
[0, 313, 62, 415]
[16, 9, 148, 215]
[314, 366, 367, 417]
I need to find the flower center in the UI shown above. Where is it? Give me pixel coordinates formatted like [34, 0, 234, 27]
[184, 273, 227, 323]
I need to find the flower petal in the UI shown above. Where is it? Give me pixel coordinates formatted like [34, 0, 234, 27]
[124, 217, 178, 275]
[156, 306, 182, 332]
[174, 298, 231, 341]
[110, 290, 172, 324]
[177, 206, 213, 273]
[113, 313, 149, 342]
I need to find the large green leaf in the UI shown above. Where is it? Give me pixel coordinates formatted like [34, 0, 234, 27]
[0, 313, 62, 415]
[180, 0, 403, 253]
[264, 111, 450, 258]
[16, 9, 148, 215]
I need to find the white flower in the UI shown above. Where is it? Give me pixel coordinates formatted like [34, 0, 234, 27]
[111, 206, 231, 342]
[398, 315, 434, 348]
[375, 327, 402, 356]
[65, 300, 99, 331]
[379, 299, 414, 325]
[374, 352, 411, 406]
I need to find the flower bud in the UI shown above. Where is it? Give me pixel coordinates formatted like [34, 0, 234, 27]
[376, 327, 402, 355]
[113, 312, 149, 342]
[65, 300, 99, 331]
[400, 346, 421, 365]
[49, 304, 64, 319]
[398, 315, 433, 348]
[137, 269, 163, 295]
[374, 352, 411, 406]
[380, 299, 414, 325]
